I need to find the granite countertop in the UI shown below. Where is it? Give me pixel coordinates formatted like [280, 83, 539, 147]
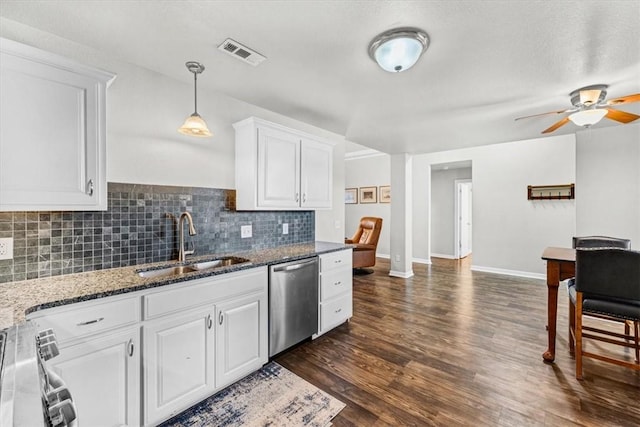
[0, 241, 352, 328]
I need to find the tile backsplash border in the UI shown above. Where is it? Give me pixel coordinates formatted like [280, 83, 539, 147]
[0, 182, 315, 284]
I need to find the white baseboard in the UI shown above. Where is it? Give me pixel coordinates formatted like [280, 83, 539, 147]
[430, 253, 456, 260]
[470, 265, 545, 280]
[378, 254, 431, 265]
[389, 270, 414, 278]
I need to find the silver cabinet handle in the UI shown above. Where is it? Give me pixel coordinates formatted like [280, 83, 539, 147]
[86, 179, 94, 196]
[207, 314, 213, 329]
[295, 192, 299, 203]
[128, 339, 134, 357]
[334, 281, 341, 286]
[219, 312, 224, 325]
[303, 193, 306, 203]
[335, 308, 342, 314]
[77, 317, 104, 326]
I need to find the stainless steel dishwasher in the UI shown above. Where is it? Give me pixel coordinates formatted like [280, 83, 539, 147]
[269, 257, 319, 357]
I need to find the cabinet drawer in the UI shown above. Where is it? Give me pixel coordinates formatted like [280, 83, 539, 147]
[320, 268, 352, 301]
[320, 249, 352, 272]
[320, 292, 352, 332]
[29, 296, 140, 343]
[144, 267, 267, 319]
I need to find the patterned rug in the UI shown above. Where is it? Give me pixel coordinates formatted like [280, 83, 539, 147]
[159, 362, 345, 427]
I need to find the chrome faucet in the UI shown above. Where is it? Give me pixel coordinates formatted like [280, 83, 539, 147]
[178, 211, 197, 262]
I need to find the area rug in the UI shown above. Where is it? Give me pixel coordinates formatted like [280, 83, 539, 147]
[159, 362, 346, 427]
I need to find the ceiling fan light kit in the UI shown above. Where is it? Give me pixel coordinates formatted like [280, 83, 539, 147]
[567, 109, 607, 127]
[369, 27, 429, 73]
[515, 84, 640, 133]
[178, 61, 213, 138]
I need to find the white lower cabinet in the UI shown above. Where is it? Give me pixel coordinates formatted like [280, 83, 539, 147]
[316, 249, 353, 337]
[140, 266, 268, 426]
[215, 291, 268, 389]
[48, 326, 140, 427]
[143, 306, 215, 426]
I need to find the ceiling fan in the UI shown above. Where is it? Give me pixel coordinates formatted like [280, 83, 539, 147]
[515, 85, 640, 134]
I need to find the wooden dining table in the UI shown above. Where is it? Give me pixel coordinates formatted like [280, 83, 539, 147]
[541, 247, 576, 362]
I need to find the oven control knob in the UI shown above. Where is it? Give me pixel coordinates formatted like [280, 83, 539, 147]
[38, 328, 56, 340]
[39, 340, 60, 361]
[46, 386, 72, 406]
[48, 399, 77, 427]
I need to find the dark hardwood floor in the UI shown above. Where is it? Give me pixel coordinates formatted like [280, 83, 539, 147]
[275, 257, 640, 426]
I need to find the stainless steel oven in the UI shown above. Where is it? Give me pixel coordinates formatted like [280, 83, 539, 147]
[0, 322, 77, 427]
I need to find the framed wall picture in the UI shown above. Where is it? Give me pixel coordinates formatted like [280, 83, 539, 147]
[345, 188, 358, 204]
[359, 186, 377, 203]
[379, 185, 391, 203]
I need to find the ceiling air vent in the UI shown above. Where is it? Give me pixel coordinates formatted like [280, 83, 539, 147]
[217, 38, 267, 67]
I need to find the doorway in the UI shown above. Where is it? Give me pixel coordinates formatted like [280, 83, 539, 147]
[455, 179, 473, 259]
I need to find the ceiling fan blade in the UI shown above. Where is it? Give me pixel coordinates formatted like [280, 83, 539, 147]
[605, 93, 640, 106]
[604, 108, 640, 123]
[514, 109, 572, 121]
[541, 117, 570, 134]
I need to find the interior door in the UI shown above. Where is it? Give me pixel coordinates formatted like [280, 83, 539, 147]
[458, 181, 473, 258]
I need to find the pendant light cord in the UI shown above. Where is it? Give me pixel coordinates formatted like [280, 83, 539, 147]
[193, 71, 198, 115]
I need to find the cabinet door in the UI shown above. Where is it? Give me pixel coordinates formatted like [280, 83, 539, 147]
[301, 138, 333, 208]
[216, 292, 268, 389]
[257, 125, 301, 208]
[49, 327, 140, 427]
[0, 39, 112, 211]
[143, 306, 215, 426]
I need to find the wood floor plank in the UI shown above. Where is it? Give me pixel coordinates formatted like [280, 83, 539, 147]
[275, 257, 640, 426]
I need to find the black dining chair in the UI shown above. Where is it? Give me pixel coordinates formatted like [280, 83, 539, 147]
[567, 236, 632, 355]
[569, 247, 640, 379]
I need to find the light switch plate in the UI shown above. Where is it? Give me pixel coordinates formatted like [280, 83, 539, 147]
[282, 223, 288, 235]
[241, 225, 252, 238]
[0, 238, 13, 260]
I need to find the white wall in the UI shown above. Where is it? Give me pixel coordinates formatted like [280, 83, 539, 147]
[575, 123, 640, 246]
[415, 134, 577, 276]
[430, 167, 472, 257]
[344, 154, 391, 256]
[0, 18, 346, 242]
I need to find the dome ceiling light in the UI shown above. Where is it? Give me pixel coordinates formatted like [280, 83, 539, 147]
[178, 61, 212, 138]
[368, 28, 429, 73]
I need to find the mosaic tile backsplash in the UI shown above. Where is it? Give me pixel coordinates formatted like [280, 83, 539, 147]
[0, 182, 314, 284]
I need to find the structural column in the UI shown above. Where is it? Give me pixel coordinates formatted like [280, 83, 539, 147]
[389, 153, 414, 278]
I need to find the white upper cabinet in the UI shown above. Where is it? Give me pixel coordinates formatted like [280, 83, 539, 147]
[234, 117, 334, 210]
[0, 38, 115, 211]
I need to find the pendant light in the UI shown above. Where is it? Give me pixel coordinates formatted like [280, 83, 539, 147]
[178, 61, 212, 137]
[368, 28, 429, 73]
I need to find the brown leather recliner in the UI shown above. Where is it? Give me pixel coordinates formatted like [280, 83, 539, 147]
[345, 217, 383, 270]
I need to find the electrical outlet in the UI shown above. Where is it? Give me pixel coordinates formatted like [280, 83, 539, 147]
[241, 225, 252, 238]
[395, 254, 400, 262]
[282, 223, 288, 235]
[0, 238, 13, 260]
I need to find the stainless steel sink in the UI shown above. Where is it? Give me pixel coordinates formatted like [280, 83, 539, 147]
[191, 257, 250, 270]
[137, 265, 198, 279]
[137, 257, 250, 279]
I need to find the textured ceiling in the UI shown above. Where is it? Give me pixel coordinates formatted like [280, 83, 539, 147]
[1, 0, 639, 154]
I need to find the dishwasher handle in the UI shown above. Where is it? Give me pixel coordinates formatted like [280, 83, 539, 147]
[272, 258, 317, 272]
